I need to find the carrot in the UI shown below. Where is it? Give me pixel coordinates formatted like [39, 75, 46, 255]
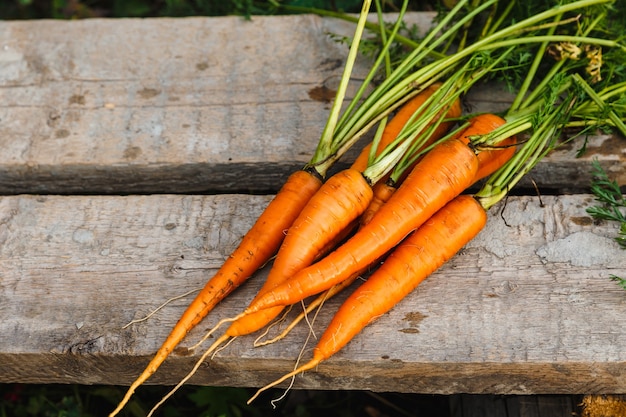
[164, 167, 374, 360]
[358, 88, 463, 225]
[107, 168, 322, 417]
[110, 1, 387, 413]
[243, 115, 508, 314]
[253, 179, 396, 347]
[143, 85, 460, 414]
[248, 194, 488, 402]
[248, 90, 587, 401]
[454, 113, 517, 182]
[144, 72, 467, 417]
[143, 168, 375, 417]
[359, 179, 398, 228]
[153, 80, 451, 386]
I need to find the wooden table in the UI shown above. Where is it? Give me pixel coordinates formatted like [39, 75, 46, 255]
[0, 13, 625, 401]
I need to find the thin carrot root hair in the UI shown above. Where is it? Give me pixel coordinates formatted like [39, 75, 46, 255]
[254, 296, 327, 347]
[122, 287, 201, 329]
[250, 302, 326, 406]
[147, 333, 236, 417]
[254, 275, 355, 347]
[252, 305, 294, 346]
[188, 312, 245, 351]
[248, 357, 322, 405]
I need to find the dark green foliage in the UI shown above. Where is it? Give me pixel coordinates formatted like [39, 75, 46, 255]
[587, 159, 626, 228]
[0, 0, 427, 19]
[0, 384, 453, 417]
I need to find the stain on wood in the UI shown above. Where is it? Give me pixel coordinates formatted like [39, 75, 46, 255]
[400, 311, 428, 333]
[137, 87, 161, 99]
[308, 85, 336, 102]
[68, 94, 85, 105]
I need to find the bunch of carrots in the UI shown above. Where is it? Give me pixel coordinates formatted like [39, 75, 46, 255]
[109, 0, 626, 415]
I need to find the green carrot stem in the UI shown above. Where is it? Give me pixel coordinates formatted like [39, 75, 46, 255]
[332, 0, 409, 142]
[476, 93, 580, 210]
[269, 3, 447, 60]
[475, 35, 624, 52]
[346, 0, 619, 148]
[509, 13, 562, 114]
[311, 0, 372, 170]
[571, 73, 626, 137]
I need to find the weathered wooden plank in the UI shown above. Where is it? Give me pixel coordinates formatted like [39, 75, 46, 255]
[0, 193, 624, 393]
[0, 16, 623, 194]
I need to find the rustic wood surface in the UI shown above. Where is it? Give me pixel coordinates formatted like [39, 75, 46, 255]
[0, 193, 624, 393]
[0, 12, 625, 404]
[0, 15, 623, 194]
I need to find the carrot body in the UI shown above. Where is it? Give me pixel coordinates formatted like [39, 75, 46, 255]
[350, 83, 462, 172]
[108, 169, 322, 417]
[225, 168, 374, 336]
[247, 136, 479, 313]
[253, 93, 463, 346]
[248, 194, 488, 401]
[305, 115, 515, 343]
[359, 180, 398, 228]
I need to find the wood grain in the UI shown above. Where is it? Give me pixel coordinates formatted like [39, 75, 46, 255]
[0, 193, 624, 393]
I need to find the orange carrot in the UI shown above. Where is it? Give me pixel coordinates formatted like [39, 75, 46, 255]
[156, 86, 457, 373]
[248, 194, 488, 402]
[208, 88, 457, 349]
[239, 88, 463, 342]
[222, 84, 458, 340]
[244, 117, 506, 314]
[254, 179, 396, 346]
[357, 90, 463, 224]
[359, 179, 398, 227]
[179, 168, 373, 354]
[108, 168, 322, 417]
[111, 2, 394, 413]
[141, 87, 465, 416]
